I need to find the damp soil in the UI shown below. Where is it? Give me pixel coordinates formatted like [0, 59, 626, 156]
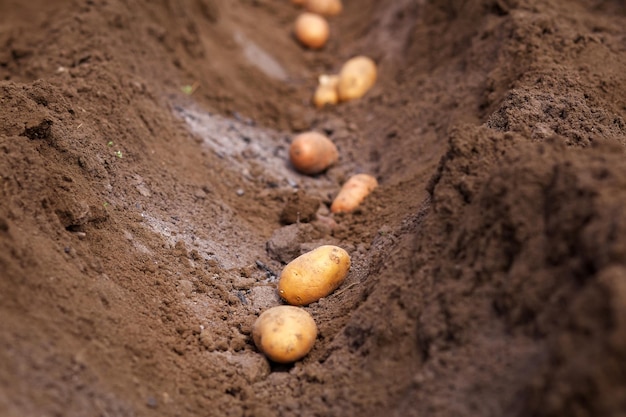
[1, 0, 625, 416]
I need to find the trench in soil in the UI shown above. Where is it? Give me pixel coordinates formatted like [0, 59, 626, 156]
[1, 1, 625, 416]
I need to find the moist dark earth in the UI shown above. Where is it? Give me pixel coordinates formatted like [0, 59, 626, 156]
[1, 0, 625, 416]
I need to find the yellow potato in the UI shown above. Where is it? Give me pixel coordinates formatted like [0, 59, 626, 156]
[252, 305, 317, 363]
[294, 13, 329, 50]
[305, 0, 343, 16]
[337, 56, 377, 102]
[313, 74, 339, 108]
[279, 245, 351, 306]
[330, 173, 378, 213]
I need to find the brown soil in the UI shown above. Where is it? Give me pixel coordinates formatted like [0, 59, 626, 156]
[1, 0, 625, 416]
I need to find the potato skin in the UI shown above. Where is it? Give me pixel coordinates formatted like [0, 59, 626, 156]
[305, 0, 342, 16]
[294, 13, 329, 50]
[279, 245, 351, 306]
[313, 74, 339, 108]
[252, 305, 317, 363]
[289, 131, 338, 175]
[338, 56, 377, 102]
[330, 173, 378, 213]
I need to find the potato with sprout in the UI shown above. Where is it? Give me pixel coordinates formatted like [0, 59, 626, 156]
[313, 74, 340, 108]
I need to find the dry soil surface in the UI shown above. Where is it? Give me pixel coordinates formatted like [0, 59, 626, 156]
[1, 0, 625, 416]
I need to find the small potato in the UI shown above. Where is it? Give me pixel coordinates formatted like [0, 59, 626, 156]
[337, 56, 377, 102]
[253, 305, 317, 363]
[294, 13, 329, 50]
[279, 245, 351, 306]
[289, 131, 338, 175]
[330, 173, 378, 213]
[313, 74, 339, 108]
[305, 0, 342, 16]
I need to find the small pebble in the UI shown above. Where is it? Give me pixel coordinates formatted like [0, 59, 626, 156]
[146, 397, 158, 409]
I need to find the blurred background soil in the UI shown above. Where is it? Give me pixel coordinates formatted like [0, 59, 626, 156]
[0, 0, 625, 416]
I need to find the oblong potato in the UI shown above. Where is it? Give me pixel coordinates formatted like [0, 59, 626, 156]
[305, 0, 343, 16]
[279, 245, 351, 306]
[330, 173, 378, 213]
[252, 305, 317, 363]
[337, 56, 377, 102]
